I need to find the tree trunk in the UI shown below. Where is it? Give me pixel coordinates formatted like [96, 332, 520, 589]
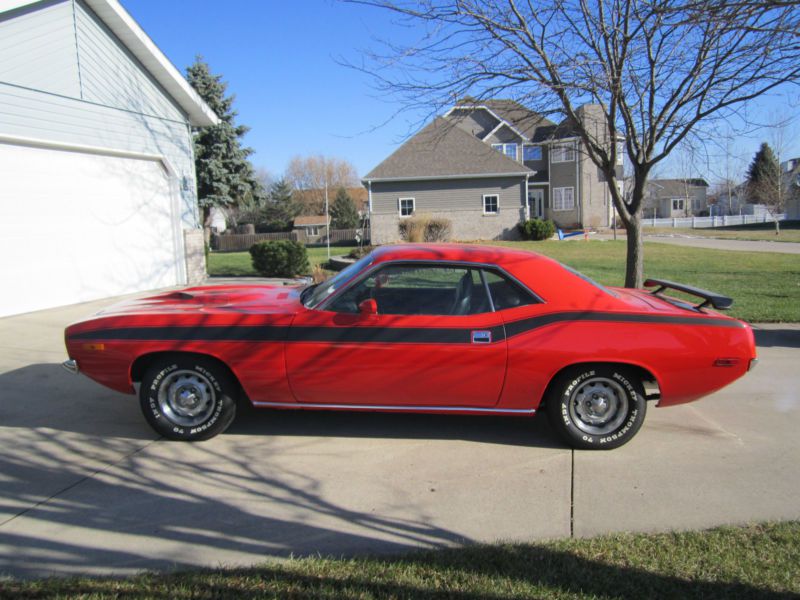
[775, 218, 780, 235]
[623, 212, 644, 288]
[203, 206, 212, 248]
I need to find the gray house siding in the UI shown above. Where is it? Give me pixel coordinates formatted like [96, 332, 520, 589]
[0, 1, 81, 97]
[370, 177, 526, 243]
[548, 155, 581, 227]
[486, 125, 521, 145]
[0, 0, 198, 228]
[450, 108, 498, 138]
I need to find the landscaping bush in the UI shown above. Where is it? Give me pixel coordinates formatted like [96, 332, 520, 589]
[347, 245, 375, 259]
[249, 240, 309, 277]
[424, 217, 452, 242]
[518, 218, 556, 241]
[398, 216, 453, 242]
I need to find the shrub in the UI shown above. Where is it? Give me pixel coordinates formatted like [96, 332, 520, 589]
[424, 217, 452, 242]
[249, 240, 309, 277]
[518, 218, 556, 241]
[347, 245, 375, 259]
[398, 216, 452, 242]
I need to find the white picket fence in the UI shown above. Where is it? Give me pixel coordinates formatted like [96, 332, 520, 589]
[642, 213, 787, 229]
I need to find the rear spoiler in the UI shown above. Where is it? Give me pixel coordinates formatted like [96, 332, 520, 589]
[643, 278, 733, 310]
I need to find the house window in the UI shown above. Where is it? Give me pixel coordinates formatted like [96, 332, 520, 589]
[491, 143, 518, 161]
[616, 141, 624, 165]
[307, 226, 320, 236]
[523, 145, 542, 161]
[399, 197, 415, 217]
[552, 187, 575, 211]
[551, 143, 576, 163]
[672, 199, 685, 211]
[483, 194, 499, 214]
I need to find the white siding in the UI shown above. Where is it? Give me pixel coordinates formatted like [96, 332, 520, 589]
[0, 0, 81, 97]
[74, 0, 186, 122]
[0, 83, 198, 227]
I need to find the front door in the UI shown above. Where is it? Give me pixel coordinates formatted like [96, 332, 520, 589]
[528, 189, 544, 219]
[285, 263, 508, 407]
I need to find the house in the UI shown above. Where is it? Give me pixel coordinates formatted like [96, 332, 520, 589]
[0, 0, 218, 317]
[293, 215, 330, 242]
[781, 158, 800, 219]
[643, 179, 709, 218]
[363, 99, 624, 244]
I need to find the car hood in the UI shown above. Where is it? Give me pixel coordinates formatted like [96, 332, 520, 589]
[93, 284, 306, 317]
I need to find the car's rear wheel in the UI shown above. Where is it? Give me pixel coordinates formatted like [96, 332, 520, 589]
[139, 355, 237, 441]
[546, 365, 646, 450]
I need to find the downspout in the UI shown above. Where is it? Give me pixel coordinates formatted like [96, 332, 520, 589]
[524, 173, 530, 221]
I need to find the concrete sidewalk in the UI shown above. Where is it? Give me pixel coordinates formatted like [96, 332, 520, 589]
[1, 297, 798, 579]
[592, 232, 800, 254]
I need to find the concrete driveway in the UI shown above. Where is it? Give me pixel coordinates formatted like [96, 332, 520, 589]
[1, 294, 799, 579]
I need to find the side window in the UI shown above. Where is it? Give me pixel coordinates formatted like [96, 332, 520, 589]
[482, 269, 537, 310]
[328, 264, 491, 316]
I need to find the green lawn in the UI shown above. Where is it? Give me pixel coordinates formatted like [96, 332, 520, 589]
[5, 522, 799, 598]
[646, 220, 800, 243]
[208, 241, 799, 322]
[208, 245, 357, 277]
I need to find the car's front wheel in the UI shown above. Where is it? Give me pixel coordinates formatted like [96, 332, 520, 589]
[139, 355, 237, 441]
[546, 365, 646, 450]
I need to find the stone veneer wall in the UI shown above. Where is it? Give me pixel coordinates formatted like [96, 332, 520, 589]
[371, 209, 523, 245]
[183, 229, 207, 285]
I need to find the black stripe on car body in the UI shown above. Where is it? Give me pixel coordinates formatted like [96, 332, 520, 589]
[68, 311, 743, 344]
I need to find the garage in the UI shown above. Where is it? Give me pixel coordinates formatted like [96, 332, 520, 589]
[0, 142, 183, 317]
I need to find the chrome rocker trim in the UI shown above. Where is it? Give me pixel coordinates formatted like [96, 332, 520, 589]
[251, 400, 535, 415]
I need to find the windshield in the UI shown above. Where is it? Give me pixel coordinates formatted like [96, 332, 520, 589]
[303, 253, 374, 309]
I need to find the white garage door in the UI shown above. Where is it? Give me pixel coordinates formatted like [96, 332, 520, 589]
[0, 143, 184, 317]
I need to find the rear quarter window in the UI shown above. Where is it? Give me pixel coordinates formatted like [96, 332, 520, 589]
[483, 270, 538, 310]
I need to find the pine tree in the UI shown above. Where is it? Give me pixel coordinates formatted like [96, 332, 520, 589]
[262, 179, 300, 232]
[186, 57, 262, 238]
[746, 143, 780, 205]
[330, 187, 359, 229]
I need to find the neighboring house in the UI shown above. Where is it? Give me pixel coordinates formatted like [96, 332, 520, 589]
[293, 215, 330, 242]
[363, 100, 624, 244]
[781, 158, 800, 219]
[643, 179, 709, 218]
[0, 0, 218, 317]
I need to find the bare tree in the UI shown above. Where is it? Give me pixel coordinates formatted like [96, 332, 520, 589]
[285, 155, 360, 215]
[348, 0, 800, 286]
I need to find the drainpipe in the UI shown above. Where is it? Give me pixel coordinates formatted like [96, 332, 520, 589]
[576, 143, 582, 226]
[524, 173, 530, 221]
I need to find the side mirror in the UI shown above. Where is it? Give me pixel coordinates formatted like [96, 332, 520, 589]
[358, 298, 378, 316]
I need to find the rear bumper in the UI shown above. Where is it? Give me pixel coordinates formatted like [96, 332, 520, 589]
[62, 359, 79, 375]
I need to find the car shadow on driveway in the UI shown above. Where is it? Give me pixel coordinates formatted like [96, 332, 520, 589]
[0, 363, 564, 449]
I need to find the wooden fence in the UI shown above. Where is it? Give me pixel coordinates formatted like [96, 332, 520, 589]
[212, 228, 368, 252]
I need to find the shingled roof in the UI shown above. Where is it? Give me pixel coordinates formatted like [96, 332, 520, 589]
[648, 178, 709, 198]
[363, 118, 534, 182]
[481, 99, 557, 142]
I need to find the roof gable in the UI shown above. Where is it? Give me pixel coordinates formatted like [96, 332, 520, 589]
[0, 0, 218, 127]
[364, 118, 534, 182]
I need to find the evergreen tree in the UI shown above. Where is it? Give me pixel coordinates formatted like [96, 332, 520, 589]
[186, 57, 262, 238]
[745, 142, 780, 205]
[262, 179, 300, 232]
[330, 187, 359, 229]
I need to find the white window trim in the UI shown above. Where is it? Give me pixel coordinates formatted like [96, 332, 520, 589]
[551, 143, 576, 163]
[491, 143, 518, 161]
[552, 187, 575, 211]
[522, 144, 542, 161]
[482, 194, 500, 215]
[398, 197, 415, 217]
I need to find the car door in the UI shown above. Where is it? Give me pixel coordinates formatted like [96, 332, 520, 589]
[285, 262, 508, 407]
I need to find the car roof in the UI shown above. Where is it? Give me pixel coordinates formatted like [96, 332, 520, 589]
[370, 243, 553, 268]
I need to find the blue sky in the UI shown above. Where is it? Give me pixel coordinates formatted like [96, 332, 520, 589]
[122, 0, 798, 182]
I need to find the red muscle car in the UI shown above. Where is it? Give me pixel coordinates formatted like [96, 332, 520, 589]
[63, 243, 757, 449]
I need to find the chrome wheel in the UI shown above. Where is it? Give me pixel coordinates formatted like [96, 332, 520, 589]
[568, 377, 629, 435]
[157, 369, 217, 427]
